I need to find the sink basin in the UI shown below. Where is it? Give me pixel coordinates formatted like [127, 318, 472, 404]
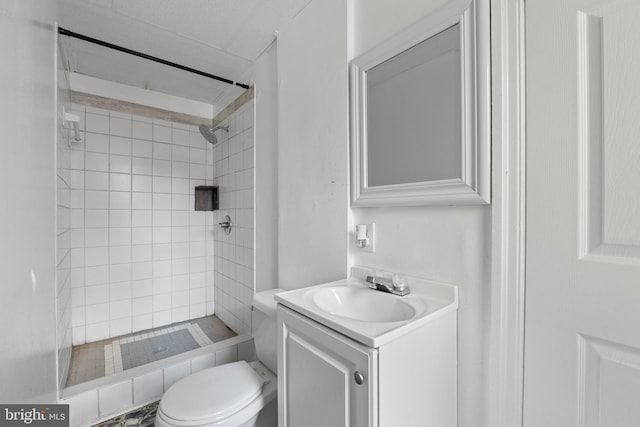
[312, 286, 416, 322]
[275, 270, 458, 347]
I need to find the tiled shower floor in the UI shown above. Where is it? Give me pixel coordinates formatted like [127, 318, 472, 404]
[66, 315, 236, 387]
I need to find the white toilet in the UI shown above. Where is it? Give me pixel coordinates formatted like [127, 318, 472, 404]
[155, 289, 281, 427]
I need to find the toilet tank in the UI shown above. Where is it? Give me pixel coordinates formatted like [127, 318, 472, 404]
[252, 289, 281, 374]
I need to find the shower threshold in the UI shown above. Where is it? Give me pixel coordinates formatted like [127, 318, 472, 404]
[66, 315, 235, 387]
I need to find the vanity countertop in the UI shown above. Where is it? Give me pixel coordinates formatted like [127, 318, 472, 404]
[274, 267, 458, 347]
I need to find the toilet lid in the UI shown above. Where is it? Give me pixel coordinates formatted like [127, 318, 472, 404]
[160, 360, 265, 423]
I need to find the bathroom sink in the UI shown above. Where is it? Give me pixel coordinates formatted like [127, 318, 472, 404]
[275, 267, 458, 347]
[312, 286, 416, 322]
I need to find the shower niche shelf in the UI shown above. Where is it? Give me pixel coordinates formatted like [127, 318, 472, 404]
[194, 186, 219, 211]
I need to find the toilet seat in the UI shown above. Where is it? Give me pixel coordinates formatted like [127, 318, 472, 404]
[158, 361, 265, 425]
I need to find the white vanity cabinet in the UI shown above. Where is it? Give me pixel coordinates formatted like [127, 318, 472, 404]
[277, 302, 457, 427]
[278, 306, 377, 427]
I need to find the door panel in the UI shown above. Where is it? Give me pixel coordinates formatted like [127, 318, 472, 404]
[278, 307, 376, 427]
[525, 0, 640, 425]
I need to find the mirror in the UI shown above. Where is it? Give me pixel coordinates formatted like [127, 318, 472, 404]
[350, 0, 490, 206]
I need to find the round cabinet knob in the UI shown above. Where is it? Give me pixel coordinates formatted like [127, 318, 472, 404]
[354, 371, 365, 385]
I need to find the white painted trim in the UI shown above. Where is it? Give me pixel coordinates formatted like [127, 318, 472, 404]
[69, 73, 214, 119]
[488, 0, 526, 426]
[350, 0, 490, 207]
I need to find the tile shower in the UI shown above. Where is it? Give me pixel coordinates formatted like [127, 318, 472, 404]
[68, 107, 218, 344]
[64, 89, 255, 374]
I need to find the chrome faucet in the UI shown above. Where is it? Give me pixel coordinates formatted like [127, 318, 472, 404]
[366, 274, 410, 296]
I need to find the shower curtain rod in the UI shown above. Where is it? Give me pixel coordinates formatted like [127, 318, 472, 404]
[58, 27, 250, 90]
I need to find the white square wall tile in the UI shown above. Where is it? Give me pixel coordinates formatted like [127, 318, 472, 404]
[85, 321, 109, 342]
[86, 284, 109, 305]
[85, 190, 108, 209]
[152, 310, 171, 328]
[132, 261, 153, 280]
[132, 295, 152, 313]
[132, 314, 152, 332]
[85, 246, 109, 266]
[172, 162, 189, 178]
[153, 294, 171, 312]
[86, 113, 109, 134]
[72, 326, 86, 346]
[110, 117, 132, 138]
[110, 192, 131, 210]
[191, 353, 216, 373]
[110, 263, 132, 282]
[132, 157, 153, 175]
[110, 246, 131, 265]
[133, 122, 152, 141]
[110, 154, 132, 174]
[132, 228, 153, 245]
[110, 317, 131, 337]
[109, 228, 132, 246]
[85, 209, 109, 228]
[153, 193, 172, 210]
[172, 128, 190, 146]
[172, 194, 190, 211]
[110, 173, 131, 191]
[132, 193, 152, 210]
[153, 124, 172, 143]
[153, 243, 172, 260]
[133, 370, 164, 404]
[85, 132, 109, 154]
[171, 290, 189, 307]
[70, 150, 85, 170]
[110, 210, 132, 228]
[172, 306, 189, 322]
[85, 302, 109, 324]
[98, 380, 133, 416]
[132, 174, 152, 192]
[85, 228, 108, 247]
[110, 136, 131, 155]
[215, 345, 238, 366]
[86, 152, 109, 172]
[153, 159, 172, 177]
[153, 176, 172, 193]
[71, 306, 85, 328]
[172, 145, 190, 163]
[110, 299, 132, 319]
[163, 361, 191, 391]
[171, 178, 190, 195]
[85, 265, 109, 286]
[64, 388, 98, 427]
[238, 339, 256, 362]
[153, 142, 172, 160]
[110, 281, 131, 301]
[132, 244, 153, 262]
[85, 171, 109, 190]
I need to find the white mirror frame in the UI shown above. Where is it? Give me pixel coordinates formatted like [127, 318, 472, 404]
[350, 0, 490, 207]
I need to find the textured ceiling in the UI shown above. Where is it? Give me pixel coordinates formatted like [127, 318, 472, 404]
[59, 0, 311, 106]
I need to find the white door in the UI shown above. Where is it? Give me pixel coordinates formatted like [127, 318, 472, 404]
[525, 0, 640, 425]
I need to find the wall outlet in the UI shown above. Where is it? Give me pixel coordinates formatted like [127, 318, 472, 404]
[357, 223, 375, 253]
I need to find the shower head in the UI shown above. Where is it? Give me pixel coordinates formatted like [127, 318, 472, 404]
[198, 124, 229, 145]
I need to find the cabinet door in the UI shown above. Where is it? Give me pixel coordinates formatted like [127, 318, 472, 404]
[278, 306, 377, 427]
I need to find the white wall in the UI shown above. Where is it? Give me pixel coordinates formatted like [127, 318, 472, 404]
[350, 1, 491, 426]
[0, 0, 60, 402]
[277, 0, 350, 289]
[249, 42, 279, 293]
